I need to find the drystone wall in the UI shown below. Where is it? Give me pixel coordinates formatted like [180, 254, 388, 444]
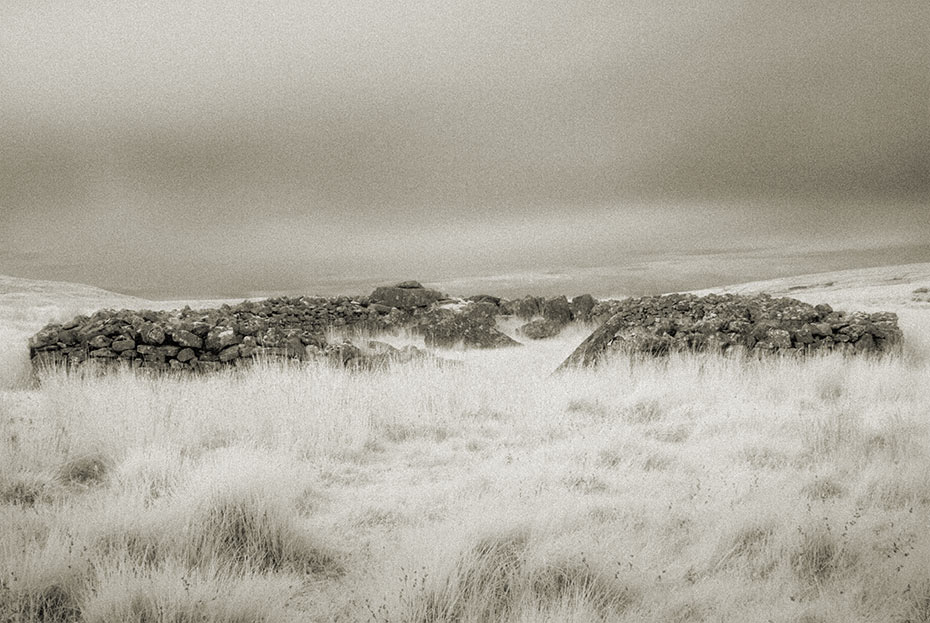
[30, 284, 901, 375]
[559, 293, 903, 369]
[27, 282, 598, 373]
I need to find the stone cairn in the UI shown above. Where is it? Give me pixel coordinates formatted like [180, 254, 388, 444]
[28, 282, 596, 374]
[558, 292, 903, 369]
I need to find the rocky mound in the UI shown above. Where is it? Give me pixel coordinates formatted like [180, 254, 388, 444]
[27, 281, 600, 374]
[558, 293, 903, 369]
[28, 296, 371, 373]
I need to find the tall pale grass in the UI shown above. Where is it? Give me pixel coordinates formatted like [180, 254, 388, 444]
[1, 311, 929, 622]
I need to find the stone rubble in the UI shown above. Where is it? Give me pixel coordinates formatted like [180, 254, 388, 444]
[27, 284, 904, 375]
[558, 292, 903, 369]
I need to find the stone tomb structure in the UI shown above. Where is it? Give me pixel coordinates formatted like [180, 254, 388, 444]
[559, 292, 903, 369]
[28, 282, 596, 373]
[27, 284, 903, 374]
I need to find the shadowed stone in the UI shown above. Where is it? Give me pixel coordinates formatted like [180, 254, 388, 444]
[111, 338, 136, 352]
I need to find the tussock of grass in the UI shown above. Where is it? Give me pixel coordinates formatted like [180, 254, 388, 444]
[81, 562, 299, 623]
[790, 525, 850, 588]
[58, 452, 110, 486]
[95, 449, 344, 577]
[0, 531, 92, 623]
[526, 559, 636, 618]
[0, 472, 50, 507]
[711, 523, 777, 579]
[384, 529, 636, 623]
[802, 476, 847, 501]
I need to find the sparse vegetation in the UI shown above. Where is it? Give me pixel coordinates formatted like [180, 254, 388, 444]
[2, 277, 930, 622]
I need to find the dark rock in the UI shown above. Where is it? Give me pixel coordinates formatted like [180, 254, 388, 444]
[172, 329, 203, 349]
[794, 325, 815, 344]
[29, 327, 60, 349]
[810, 322, 833, 337]
[90, 348, 117, 358]
[541, 296, 573, 325]
[395, 280, 424, 289]
[218, 345, 240, 362]
[139, 323, 166, 345]
[370, 286, 443, 309]
[519, 319, 563, 340]
[58, 329, 78, 346]
[469, 294, 502, 306]
[503, 296, 542, 320]
[570, 294, 597, 322]
[417, 305, 521, 349]
[176, 348, 196, 363]
[558, 293, 903, 369]
[111, 338, 136, 352]
[156, 346, 180, 358]
[89, 335, 112, 349]
[205, 327, 240, 352]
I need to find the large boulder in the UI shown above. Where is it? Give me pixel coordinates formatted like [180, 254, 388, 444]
[502, 296, 543, 320]
[370, 283, 443, 309]
[417, 304, 520, 349]
[570, 294, 597, 322]
[558, 293, 903, 369]
[541, 296, 573, 325]
[518, 319, 564, 340]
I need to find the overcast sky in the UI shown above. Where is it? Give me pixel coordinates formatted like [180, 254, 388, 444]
[1, 1, 928, 298]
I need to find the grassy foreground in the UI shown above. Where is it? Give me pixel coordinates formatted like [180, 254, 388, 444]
[2, 313, 930, 622]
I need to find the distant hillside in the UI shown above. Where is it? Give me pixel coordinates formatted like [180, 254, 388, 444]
[0, 274, 153, 334]
[693, 262, 930, 312]
[3, 262, 929, 334]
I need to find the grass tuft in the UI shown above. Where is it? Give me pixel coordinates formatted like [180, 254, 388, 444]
[527, 558, 637, 618]
[58, 453, 110, 486]
[81, 563, 299, 623]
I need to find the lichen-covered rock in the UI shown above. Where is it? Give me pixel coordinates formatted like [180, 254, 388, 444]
[205, 327, 240, 352]
[172, 329, 203, 349]
[559, 293, 903, 369]
[139, 322, 166, 345]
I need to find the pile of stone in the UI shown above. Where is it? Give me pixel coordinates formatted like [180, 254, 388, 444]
[27, 281, 599, 374]
[558, 293, 903, 368]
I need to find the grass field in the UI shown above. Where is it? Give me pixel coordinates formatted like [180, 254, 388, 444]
[2, 266, 930, 622]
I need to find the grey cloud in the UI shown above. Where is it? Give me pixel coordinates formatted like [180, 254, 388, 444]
[1, 0, 927, 297]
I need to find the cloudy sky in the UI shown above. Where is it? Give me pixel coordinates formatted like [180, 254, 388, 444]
[1, 0, 927, 298]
